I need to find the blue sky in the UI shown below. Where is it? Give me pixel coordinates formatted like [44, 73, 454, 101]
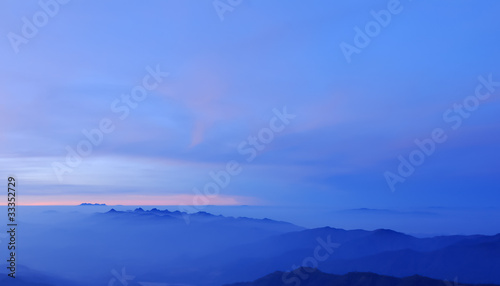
[1, 0, 499, 208]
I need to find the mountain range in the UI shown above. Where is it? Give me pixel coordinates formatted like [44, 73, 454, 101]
[224, 267, 499, 286]
[1, 208, 498, 285]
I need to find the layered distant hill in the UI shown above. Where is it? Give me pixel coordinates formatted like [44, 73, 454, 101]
[3, 208, 499, 286]
[224, 268, 500, 286]
[188, 226, 500, 285]
[0, 265, 82, 286]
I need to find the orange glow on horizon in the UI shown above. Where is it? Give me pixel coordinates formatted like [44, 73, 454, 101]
[7, 194, 259, 206]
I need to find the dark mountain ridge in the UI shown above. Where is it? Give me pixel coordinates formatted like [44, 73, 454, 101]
[224, 267, 500, 286]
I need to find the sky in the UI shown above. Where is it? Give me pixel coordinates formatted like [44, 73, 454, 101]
[1, 0, 499, 209]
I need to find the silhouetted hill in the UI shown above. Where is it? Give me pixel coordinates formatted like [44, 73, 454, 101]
[224, 267, 500, 286]
[319, 234, 500, 284]
[0, 279, 54, 286]
[199, 227, 500, 285]
[0, 265, 82, 286]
